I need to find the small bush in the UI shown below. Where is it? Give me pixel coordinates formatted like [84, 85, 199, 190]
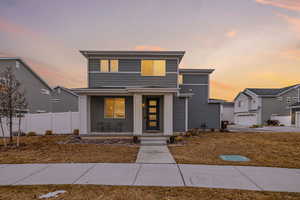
[12, 131, 26, 136]
[175, 136, 184, 142]
[133, 136, 138, 143]
[250, 124, 261, 128]
[169, 136, 175, 144]
[185, 131, 192, 137]
[73, 129, 79, 135]
[191, 128, 198, 136]
[27, 131, 37, 136]
[280, 124, 285, 126]
[45, 130, 53, 135]
[266, 120, 279, 126]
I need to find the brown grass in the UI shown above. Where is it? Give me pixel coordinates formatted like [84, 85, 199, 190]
[169, 132, 300, 168]
[0, 185, 300, 200]
[0, 136, 139, 164]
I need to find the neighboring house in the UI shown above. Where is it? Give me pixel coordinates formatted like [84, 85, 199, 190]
[0, 58, 52, 113]
[234, 84, 300, 126]
[291, 102, 300, 126]
[73, 51, 220, 136]
[51, 86, 78, 112]
[209, 99, 234, 124]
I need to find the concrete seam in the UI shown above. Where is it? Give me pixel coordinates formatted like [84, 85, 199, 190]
[176, 164, 186, 186]
[234, 166, 264, 191]
[132, 164, 142, 185]
[11, 165, 50, 185]
[72, 164, 97, 184]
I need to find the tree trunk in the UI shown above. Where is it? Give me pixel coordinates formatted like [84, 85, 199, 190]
[9, 112, 12, 143]
[0, 117, 7, 147]
[17, 115, 21, 147]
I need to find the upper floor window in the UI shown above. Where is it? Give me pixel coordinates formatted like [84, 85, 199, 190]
[104, 97, 125, 119]
[100, 59, 118, 72]
[286, 97, 291, 104]
[141, 60, 166, 76]
[178, 74, 183, 85]
[277, 97, 283, 101]
[238, 101, 243, 107]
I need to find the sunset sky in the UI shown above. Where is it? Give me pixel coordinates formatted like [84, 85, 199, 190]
[0, 0, 299, 101]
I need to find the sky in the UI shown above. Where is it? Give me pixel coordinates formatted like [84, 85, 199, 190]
[0, 0, 299, 101]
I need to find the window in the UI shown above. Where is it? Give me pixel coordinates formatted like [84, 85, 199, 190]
[104, 98, 125, 119]
[178, 74, 183, 85]
[277, 97, 283, 101]
[287, 97, 291, 104]
[100, 60, 118, 72]
[40, 89, 50, 95]
[141, 60, 166, 76]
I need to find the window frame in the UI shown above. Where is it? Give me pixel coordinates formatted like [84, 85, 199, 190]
[286, 97, 291, 104]
[104, 97, 126, 119]
[100, 59, 119, 73]
[141, 60, 166, 77]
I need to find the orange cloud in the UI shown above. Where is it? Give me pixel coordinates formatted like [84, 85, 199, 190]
[210, 80, 238, 91]
[226, 30, 237, 38]
[276, 13, 300, 33]
[280, 49, 300, 60]
[134, 45, 165, 51]
[256, 0, 300, 11]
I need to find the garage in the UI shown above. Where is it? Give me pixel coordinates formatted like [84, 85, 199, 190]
[235, 114, 257, 126]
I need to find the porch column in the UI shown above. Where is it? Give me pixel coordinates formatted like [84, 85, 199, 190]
[164, 94, 173, 136]
[133, 94, 143, 136]
[79, 95, 90, 135]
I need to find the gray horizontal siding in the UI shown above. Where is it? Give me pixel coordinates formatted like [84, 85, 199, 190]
[173, 97, 186, 132]
[89, 73, 177, 88]
[90, 96, 133, 132]
[182, 74, 208, 84]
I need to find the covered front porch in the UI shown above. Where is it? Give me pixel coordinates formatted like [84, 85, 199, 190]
[75, 87, 176, 137]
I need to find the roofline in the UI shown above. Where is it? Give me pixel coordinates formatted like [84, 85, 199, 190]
[179, 68, 215, 74]
[54, 86, 79, 97]
[246, 84, 300, 97]
[277, 84, 300, 96]
[79, 50, 185, 62]
[234, 91, 252, 101]
[0, 57, 52, 91]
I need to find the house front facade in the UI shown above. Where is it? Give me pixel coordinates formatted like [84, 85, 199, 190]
[74, 51, 220, 136]
[234, 84, 300, 126]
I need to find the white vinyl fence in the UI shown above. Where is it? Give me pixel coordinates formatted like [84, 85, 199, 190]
[270, 115, 291, 126]
[0, 112, 79, 137]
[296, 112, 300, 128]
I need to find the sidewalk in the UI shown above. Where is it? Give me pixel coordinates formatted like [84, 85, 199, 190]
[136, 145, 176, 164]
[0, 163, 299, 192]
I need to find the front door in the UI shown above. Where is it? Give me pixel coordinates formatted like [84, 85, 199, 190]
[146, 98, 160, 131]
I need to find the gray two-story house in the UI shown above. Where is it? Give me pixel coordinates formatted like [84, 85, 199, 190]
[73, 51, 220, 137]
[234, 84, 300, 126]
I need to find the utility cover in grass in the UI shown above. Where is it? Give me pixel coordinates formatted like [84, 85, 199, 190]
[219, 155, 250, 162]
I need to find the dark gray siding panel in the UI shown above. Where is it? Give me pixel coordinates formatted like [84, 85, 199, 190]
[173, 97, 186, 132]
[51, 89, 78, 112]
[184, 85, 220, 129]
[119, 59, 140, 71]
[89, 73, 177, 88]
[167, 60, 178, 72]
[88, 59, 99, 71]
[90, 96, 133, 132]
[183, 74, 208, 84]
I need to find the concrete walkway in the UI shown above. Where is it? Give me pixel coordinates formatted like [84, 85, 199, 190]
[0, 163, 300, 192]
[136, 145, 176, 164]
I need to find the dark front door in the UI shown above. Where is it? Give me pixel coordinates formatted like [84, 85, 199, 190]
[146, 98, 160, 131]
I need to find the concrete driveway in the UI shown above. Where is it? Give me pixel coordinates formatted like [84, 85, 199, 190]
[228, 125, 300, 133]
[1, 163, 300, 192]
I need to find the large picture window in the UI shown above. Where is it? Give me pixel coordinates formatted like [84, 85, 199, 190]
[141, 60, 166, 76]
[104, 98, 125, 119]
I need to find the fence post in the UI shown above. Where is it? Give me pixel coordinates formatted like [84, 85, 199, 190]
[70, 111, 72, 133]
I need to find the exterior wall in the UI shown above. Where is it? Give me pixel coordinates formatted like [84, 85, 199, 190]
[90, 96, 133, 132]
[0, 59, 51, 113]
[173, 96, 186, 132]
[234, 93, 251, 113]
[88, 59, 178, 88]
[51, 88, 78, 112]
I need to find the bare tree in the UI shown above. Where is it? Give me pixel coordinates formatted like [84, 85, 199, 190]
[0, 66, 27, 145]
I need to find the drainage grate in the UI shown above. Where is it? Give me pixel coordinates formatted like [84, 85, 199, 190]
[219, 155, 250, 162]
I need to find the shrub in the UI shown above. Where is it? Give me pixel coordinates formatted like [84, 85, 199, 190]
[280, 124, 285, 126]
[169, 136, 175, 144]
[45, 130, 53, 136]
[12, 131, 26, 136]
[175, 136, 183, 142]
[191, 128, 198, 136]
[266, 120, 279, 126]
[185, 131, 192, 137]
[73, 129, 79, 135]
[133, 136, 138, 143]
[27, 131, 37, 136]
[250, 124, 261, 128]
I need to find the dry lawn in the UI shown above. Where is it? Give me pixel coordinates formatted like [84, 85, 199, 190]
[0, 135, 138, 164]
[169, 132, 300, 168]
[1, 185, 300, 200]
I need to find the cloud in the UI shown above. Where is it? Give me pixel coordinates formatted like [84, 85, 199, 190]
[210, 80, 238, 91]
[134, 45, 165, 51]
[226, 30, 237, 38]
[276, 13, 300, 33]
[280, 48, 300, 60]
[256, 0, 300, 11]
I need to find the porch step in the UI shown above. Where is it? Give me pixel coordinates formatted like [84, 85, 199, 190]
[139, 136, 168, 146]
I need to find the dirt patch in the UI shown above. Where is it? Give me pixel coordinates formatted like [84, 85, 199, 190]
[0, 185, 299, 200]
[59, 135, 136, 145]
[169, 132, 300, 168]
[0, 135, 139, 164]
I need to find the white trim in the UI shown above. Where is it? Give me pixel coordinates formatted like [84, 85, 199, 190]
[179, 73, 212, 75]
[164, 94, 173, 136]
[89, 71, 177, 74]
[185, 97, 188, 132]
[133, 94, 143, 136]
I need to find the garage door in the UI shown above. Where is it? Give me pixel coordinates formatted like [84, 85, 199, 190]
[235, 115, 257, 126]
